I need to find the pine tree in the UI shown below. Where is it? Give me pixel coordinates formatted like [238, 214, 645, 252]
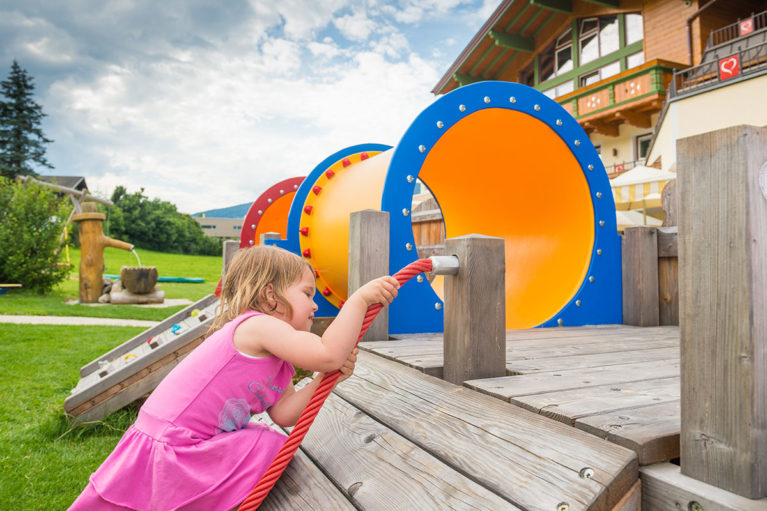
[0, 60, 53, 179]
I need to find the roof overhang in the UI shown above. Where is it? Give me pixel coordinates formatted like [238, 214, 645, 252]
[431, 0, 515, 95]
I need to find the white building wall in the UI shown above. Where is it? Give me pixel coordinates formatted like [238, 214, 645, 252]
[648, 73, 767, 170]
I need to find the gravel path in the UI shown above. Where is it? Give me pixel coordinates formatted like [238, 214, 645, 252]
[0, 315, 159, 327]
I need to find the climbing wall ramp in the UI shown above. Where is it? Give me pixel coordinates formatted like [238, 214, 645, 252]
[65, 295, 220, 422]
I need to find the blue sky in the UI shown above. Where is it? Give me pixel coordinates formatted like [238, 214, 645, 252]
[0, 0, 495, 213]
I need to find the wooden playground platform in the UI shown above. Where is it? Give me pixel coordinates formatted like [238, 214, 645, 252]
[260, 325, 766, 510]
[367, 325, 680, 467]
[261, 328, 642, 511]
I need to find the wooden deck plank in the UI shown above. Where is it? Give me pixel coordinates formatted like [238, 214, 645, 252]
[506, 330, 678, 348]
[295, 389, 521, 510]
[465, 359, 680, 400]
[251, 414, 356, 510]
[505, 337, 678, 361]
[575, 402, 680, 466]
[507, 347, 678, 374]
[363, 327, 679, 378]
[505, 326, 677, 342]
[364, 334, 676, 361]
[336, 351, 638, 511]
[511, 377, 680, 425]
[384, 325, 676, 343]
[260, 447, 356, 511]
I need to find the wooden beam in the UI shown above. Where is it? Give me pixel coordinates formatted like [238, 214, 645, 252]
[610, 480, 641, 511]
[622, 226, 660, 327]
[583, 0, 620, 7]
[221, 239, 239, 282]
[530, 0, 572, 14]
[349, 210, 389, 342]
[614, 111, 652, 128]
[489, 30, 534, 52]
[443, 235, 506, 385]
[453, 73, 482, 86]
[677, 125, 767, 498]
[583, 119, 620, 137]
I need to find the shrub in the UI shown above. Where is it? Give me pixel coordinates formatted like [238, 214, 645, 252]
[0, 177, 71, 292]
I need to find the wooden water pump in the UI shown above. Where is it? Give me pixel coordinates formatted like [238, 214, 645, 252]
[73, 202, 134, 302]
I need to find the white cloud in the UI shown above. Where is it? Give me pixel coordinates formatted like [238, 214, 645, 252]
[5, 0, 488, 214]
[388, 5, 423, 24]
[477, 0, 499, 21]
[260, 38, 302, 75]
[307, 40, 342, 59]
[369, 30, 410, 59]
[381, 0, 470, 24]
[249, 0, 350, 40]
[333, 10, 378, 42]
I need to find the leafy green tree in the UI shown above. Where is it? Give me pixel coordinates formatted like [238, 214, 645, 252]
[108, 186, 223, 255]
[0, 177, 71, 292]
[0, 60, 53, 179]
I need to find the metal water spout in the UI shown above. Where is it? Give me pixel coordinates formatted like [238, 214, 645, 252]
[72, 202, 134, 302]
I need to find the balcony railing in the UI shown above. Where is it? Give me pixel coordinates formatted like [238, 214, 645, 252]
[707, 10, 767, 48]
[555, 60, 685, 123]
[670, 40, 767, 98]
[603, 159, 647, 178]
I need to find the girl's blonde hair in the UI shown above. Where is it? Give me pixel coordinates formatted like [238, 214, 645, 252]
[210, 245, 313, 332]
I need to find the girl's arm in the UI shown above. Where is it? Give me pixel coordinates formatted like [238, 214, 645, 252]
[235, 276, 398, 372]
[268, 349, 358, 427]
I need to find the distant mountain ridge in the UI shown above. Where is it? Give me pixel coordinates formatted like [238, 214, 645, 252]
[192, 202, 251, 219]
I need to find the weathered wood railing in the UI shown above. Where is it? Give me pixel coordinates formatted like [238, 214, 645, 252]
[410, 197, 444, 259]
[621, 225, 678, 327]
[621, 179, 679, 327]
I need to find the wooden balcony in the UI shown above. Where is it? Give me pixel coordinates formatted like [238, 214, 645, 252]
[556, 59, 687, 137]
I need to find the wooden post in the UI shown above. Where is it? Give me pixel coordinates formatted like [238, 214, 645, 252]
[621, 226, 660, 326]
[348, 210, 389, 342]
[661, 179, 677, 228]
[656, 227, 679, 326]
[72, 202, 134, 303]
[443, 234, 505, 385]
[678, 125, 767, 498]
[221, 240, 239, 281]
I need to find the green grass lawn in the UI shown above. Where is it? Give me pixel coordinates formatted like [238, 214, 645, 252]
[0, 246, 318, 508]
[0, 247, 222, 321]
[0, 247, 224, 506]
[0, 324, 145, 509]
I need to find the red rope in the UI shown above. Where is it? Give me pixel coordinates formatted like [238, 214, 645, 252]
[238, 258, 434, 510]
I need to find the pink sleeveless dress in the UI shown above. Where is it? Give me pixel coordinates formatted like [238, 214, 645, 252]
[69, 311, 295, 511]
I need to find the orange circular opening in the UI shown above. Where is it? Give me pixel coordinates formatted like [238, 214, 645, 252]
[254, 193, 295, 243]
[419, 108, 594, 329]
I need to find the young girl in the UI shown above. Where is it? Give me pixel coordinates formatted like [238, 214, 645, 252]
[69, 245, 399, 510]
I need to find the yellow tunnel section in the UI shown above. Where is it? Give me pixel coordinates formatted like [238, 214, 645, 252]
[299, 150, 390, 306]
[419, 108, 594, 329]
